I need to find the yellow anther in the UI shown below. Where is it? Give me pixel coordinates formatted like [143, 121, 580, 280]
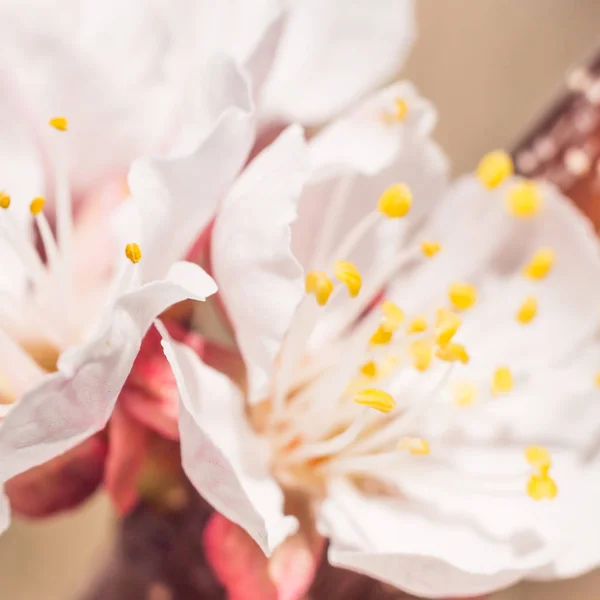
[398, 437, 430, 456]
[506, 180, 542, 218]
[492, 366, 513, 395]
[595, 372, 600, 388]
[30, 197, 45, 215]
[436, 309, 461, 346]
[527, 471, 558, 501]
[435, 342, 469, 364]
[448, 282, 477, 311]
[453, 381, 477, 407]
[354, 388, 396, 414]
[370, 325, 393, 346]
[305, 271, 333, 306]
[360, 361, 378, 378]
[523, 248, 554, 280]
[125, 243, 142, 264]
[421, 240, 441, 258]
[516, 296, 537, 324]
[394, 98, 408, 121]
[0, 191, 10, 209]
[525, 446, 551, 471]
[407, 315, 428, 334]
[476, 150, 514, 189]
[49, 116, 68, 131]
[381, 300, 405, 332]
[334, 260, 361, 297]
[410, 339, 433, 371]
[377, 183, 412, 219]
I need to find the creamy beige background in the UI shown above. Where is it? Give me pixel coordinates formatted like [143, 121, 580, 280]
[1, 1, 600, 599]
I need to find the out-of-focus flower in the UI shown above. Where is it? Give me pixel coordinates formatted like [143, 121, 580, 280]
[159, 82, 600, 598]
[0, 56, 281, 532]
[0, 0, 415, 194]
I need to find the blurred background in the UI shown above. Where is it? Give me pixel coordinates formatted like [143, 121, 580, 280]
[1, 1, 599, 599]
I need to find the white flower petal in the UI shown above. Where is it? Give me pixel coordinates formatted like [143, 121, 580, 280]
[261, 0, 416, 124]
[128, 88, 254, 283]
[212, 125, 311, 402]
[309, 82, 438, 177]
[320, 480, 554, 598]
[159, 331, 296, 555]
[0, 261, 215, 483]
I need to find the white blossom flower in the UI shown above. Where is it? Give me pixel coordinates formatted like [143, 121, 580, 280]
[160, 83, 600, 598]
[0, 57, 274, 533]
[0, 0, 415, 191]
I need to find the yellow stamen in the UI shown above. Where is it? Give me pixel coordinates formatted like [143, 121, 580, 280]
[525, 445, 551, 470]
[381, 300, 405, 332]
[49, 116, 68, 131]
[30, 197, 45, 215]
[410, 339, 433, 371]
[506, 180, 542, 218]
[477, 150, 514, 189]
[453, 381, 477, 407]
[360, 361, 378, 378]
[516, 296, 537, 324]
[305, 271, 333, 306]
[407, 315, 428, 334]
[492, 366, 513, 395]
[436, 309, 461, 345]
[354, 388, 396, 414]
[125, 243, 142, 264]
[523, 248, 554, 280]
[398, 437, 430, 455]
[394, 98, 408, 121]
[448, 282, 477, 311]
[334, 260, 361, 297]
[527, 471, 558, 501]
[370, 325, 393, 346]
[435, 342, 469, 364]
[421, 240, 441, 258]
[0, 191, 10, 209]
[595, 372, 600, 388]
[377, 183, 412, 218]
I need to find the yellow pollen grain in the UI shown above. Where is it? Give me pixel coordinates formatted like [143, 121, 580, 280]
[527, 472, 558, 501]
[0, 191, 10, 209]
[410, 339, 433, 371]
[435, 342, 469, 364]
[394, 98, 408, 121]
[516, 296, 537, 324]
[305, 270, 333, 306]
[506, 180, 542, 218]
[360, 361, 378, 378]
[525, 445, 551, 470]
[49, 116, 68, 131]
[407, 315, 428, 334]
[436, 309, 461, 346]
[492, 366, 513, 395]
[448, 282, 477, 311]
[453, 381, 477, 407]
[523, 248, 554, 280]
[377, 183, 412, 219]
[381, 300, 405, 332]
[125, 242, 142, 264]
[398, 437, 430, 456]
[354, 388, 396, 414]
[334, 260, 362, 297]
[421, 240, 441, 258]
[477, 150, 514, 189]
[370, 325, 393, 346]
[30, 196, 45, 215]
